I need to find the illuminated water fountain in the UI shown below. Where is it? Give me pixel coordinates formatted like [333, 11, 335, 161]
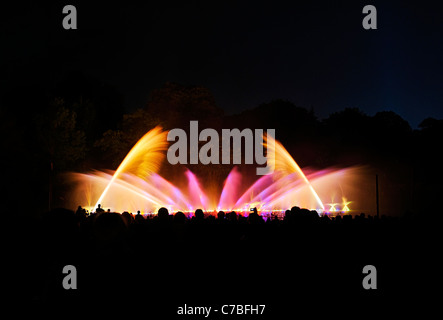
[68, 126, 364, 215]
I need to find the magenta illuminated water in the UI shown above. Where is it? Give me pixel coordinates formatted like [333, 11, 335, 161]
[68, 127, 368, 215]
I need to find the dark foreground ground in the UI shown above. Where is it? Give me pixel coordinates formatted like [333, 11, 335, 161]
[15, 208, 439, 317]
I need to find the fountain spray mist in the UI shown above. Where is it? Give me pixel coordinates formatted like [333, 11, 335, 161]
[69, 126, 366, 215]
[93, 126, 169, 211]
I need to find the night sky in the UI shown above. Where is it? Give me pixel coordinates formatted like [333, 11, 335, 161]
[1, 0, 442, 128]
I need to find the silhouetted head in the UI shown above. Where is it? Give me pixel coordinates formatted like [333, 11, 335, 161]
[121, 211, 134, 226]
[194, 209, 204, 220]
[217, 211, 225, 220]
[174, 211, 186, 224]
[135, 212, 145, 223]
[227, 211, 237, 221]
[158, 207, 169, 220]
[75, 206, 86, 219]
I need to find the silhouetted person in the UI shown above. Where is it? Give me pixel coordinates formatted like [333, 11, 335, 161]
[76, 205, 84, 215]
[194, 209, 204, 221]
[291, 206, 301, 214]
[96, 204, 104, 213]
[157, 207, 169, 222]
[320, 213, 331, 223]
[308, 210, 319, 223]
[227, 211, 237, 222]
[248, 211, 260, 224]
[135, 211, 145, 224]
[206, 215, 215, 224]
[75, 205, 87, 223]
[174, 211, 186, 224]
[121, 211, 134, 226]
[287, 207, 301, 224]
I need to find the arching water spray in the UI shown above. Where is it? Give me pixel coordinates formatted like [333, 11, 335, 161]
[93, 126, 169, 210]
[264, 134, 325, 210]
[68, 127, 364, 215]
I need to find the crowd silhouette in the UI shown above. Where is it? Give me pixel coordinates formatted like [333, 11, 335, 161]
[20, 204, 436, 316]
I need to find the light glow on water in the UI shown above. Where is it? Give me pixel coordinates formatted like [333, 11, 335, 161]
[69, 127, 364, 215]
